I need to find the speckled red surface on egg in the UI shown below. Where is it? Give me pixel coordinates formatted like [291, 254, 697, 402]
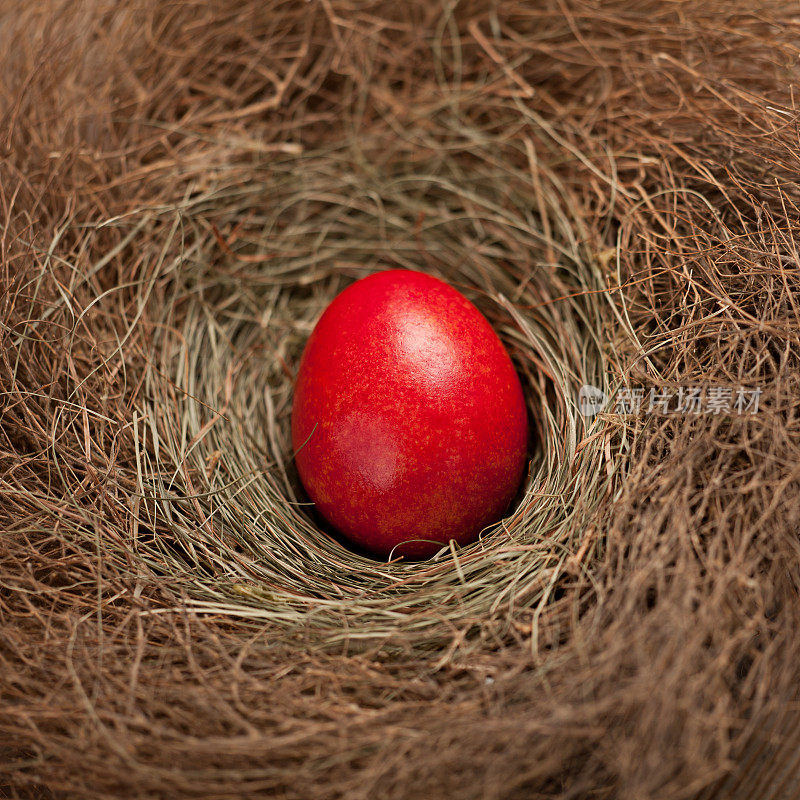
[291, 269, 529, 559]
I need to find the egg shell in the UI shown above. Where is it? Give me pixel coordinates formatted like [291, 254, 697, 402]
[291, 269, 528, 559]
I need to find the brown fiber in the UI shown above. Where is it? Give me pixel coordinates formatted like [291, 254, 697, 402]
[1, 2, 799, 798]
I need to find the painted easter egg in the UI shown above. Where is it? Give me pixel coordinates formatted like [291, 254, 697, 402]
[291, 269, 528, 559]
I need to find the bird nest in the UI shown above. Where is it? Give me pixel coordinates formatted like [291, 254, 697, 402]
[126, 144, 618, 651]
[2, 2, 799, 798]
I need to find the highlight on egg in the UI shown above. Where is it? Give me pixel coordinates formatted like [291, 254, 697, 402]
[291, 269, 529, 559]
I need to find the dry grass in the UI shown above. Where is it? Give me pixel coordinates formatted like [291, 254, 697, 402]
[1, 1, 800, 798]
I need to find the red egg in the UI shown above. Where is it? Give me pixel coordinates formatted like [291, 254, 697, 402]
[291, 269, 528, 559]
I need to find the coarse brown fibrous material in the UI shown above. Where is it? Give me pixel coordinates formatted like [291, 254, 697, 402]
[1, 2, 799, 799]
